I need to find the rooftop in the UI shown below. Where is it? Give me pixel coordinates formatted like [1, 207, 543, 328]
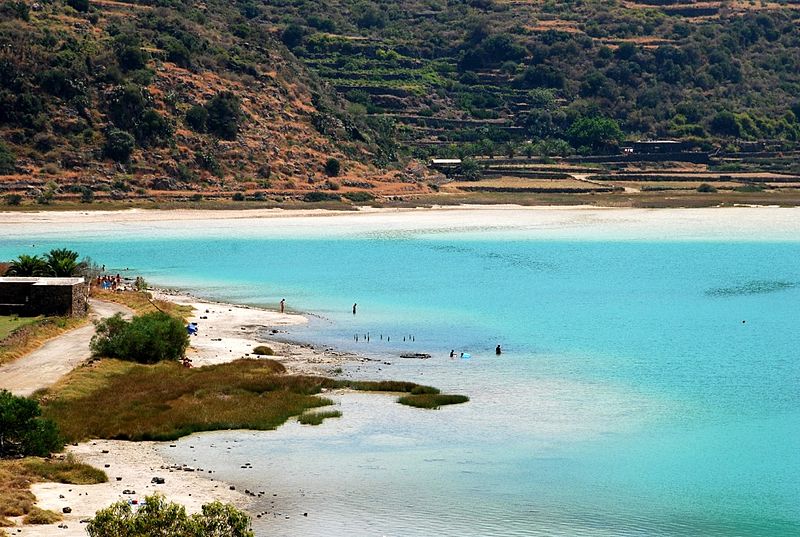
[0, 277, 85, 286]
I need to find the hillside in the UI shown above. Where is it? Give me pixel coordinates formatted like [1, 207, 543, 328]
[268, 0, 800, 161]
[0, 0, 431, 205]
[2, 0, 800, 207]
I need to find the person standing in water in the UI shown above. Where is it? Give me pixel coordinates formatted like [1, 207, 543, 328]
[496, 345, 502, 355]
[449, 349, 455, 358]
[280, 298, 285, 313]
[352, 303, 357, 315]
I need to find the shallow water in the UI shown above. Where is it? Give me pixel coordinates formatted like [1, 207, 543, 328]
[2, 210, 799, 536]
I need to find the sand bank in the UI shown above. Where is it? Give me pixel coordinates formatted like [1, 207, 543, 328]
[154, 290, 367, 375]
[11, 440, 246, 537]
[2, 205, 800, 242]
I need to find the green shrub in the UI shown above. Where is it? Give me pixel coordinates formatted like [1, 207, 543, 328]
[205, 92, 242, 140]
[90, 312, 189, 364]
[324, 157, 341, 177]
[232, 192, 245, 201]
[185, 105, 208, 132]
[0, 390, 63, 458]
[252, 345, 274, 356]
[0, 142, 15, 174]
[87, 495, 253, 537]
[103, 129, 135, 163]
[303, 191, 341, 202]
[342, 191, 374, 202]
[697, 183, 718, 193]
[80, 187, 94, 203]
[5, 194, 22, 206]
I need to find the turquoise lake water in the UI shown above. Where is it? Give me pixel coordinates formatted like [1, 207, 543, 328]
[2, 210, 799, 536]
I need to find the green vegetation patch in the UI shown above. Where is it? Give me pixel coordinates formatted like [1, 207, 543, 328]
[398, 394, 470, 409]
[22, 507, 62, 525]
[298, 409, 342, 425]
[252, 345, 274, 356]
[0, 315, 40, 341]
[42, 359, 469, 441]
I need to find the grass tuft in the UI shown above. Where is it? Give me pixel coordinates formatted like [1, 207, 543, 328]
[0, 456, 106, 523]
[252, 345, 274, 356]
[22, 507, 62, 525]
[398, 394, 469, 409]
[298, 409, 342, 425]
[92, 289, 193, 319]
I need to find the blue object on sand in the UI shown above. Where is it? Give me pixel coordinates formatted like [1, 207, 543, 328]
[461, 353, 471, 359]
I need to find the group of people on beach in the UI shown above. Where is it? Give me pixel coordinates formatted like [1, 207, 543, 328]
[95, 273, 122, 290]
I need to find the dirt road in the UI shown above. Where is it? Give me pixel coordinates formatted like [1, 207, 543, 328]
[0, 300, 133, 397]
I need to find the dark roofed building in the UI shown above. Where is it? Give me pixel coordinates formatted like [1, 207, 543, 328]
[0, 277, 88, 317]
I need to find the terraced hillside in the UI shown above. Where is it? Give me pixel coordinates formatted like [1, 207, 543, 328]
[266, 0, 800, 161]
[0, 0, 435, 204]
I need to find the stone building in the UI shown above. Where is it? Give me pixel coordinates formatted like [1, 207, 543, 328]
[0, 277, 88, 317]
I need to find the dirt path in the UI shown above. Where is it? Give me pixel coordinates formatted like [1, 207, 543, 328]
[0, 300, 133, 397]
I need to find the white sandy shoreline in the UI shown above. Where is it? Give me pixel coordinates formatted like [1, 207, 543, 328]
[2, 205, 800, 242]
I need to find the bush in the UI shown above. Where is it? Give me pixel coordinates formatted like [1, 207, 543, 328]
[103, 129, 135, 163]
[23, 507, 62, 525]
[324, 157, 341, 177]
[91, 312, 189, 364]
[0, 142, 15, 174]
[5, 194, 22, 206]
[342, 191, 374, 202]
[87, 495, 253, 537]
[80, 187, 94, 203]
[252, 345, 274, 356]
[0, 390, 63, 458]
[303, 191, 341, 202]
[697, 183, 718, 193]
[66, 0, 90, 12]
[205, 92, 242, 140]
[232, 192, 245, 201]
[185, 105, 208, 133]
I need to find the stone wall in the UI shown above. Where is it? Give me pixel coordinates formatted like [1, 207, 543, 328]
[0, 280, 88, 317]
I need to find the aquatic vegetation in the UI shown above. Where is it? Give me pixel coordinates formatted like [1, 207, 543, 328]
[706, 280, 797, 297]
[398, 394, 470, 409]
[298, 410, 343, 425]
[41, 359, 467, 441]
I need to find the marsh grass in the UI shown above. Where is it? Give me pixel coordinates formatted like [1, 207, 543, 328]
[0, 316, 86, 366]
[42, 359, 338, 441]
[298, 409, 343, 425]
[92, 289, 193, 318]
[398, 394, 470, 409]
[40, 358, 469, 440]
[0, 455, 106, 523]
[22, 507, 62, 525]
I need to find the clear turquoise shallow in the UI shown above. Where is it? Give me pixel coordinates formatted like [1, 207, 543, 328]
[2, 222, 799, 536]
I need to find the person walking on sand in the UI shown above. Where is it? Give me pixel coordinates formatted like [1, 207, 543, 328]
[280, 298, 285, 314]
[352, 303, 357, 315]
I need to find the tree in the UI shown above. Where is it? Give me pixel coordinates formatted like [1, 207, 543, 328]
[460, 158, 482, 181]
[7, 254, 50, 276]
[566, 116, 623, 152]
[91, 312, 189, 364]
[324, 157, 341, 177]
[87, 494, 254, 537]
[281, 24, 306, 49]
[205, 92, 242, 140]
[67, 0, 90, 13]
[0, 390, 62, 458]
[46, 248, 80, 277]
[709, 111, 741, 137]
